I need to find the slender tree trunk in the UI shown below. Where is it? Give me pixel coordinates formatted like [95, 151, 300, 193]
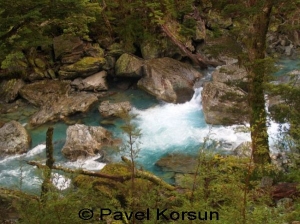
[41, 127, 54, 202]
[246, 1, 273, 164]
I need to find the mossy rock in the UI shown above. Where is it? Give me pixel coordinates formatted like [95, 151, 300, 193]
[140, 41, 161, 59]
[47, 69, 56, 79]
[115, 53, 144, 78]
[59, 57, 106, 78]
[85, 43, 105, 58]
[34, 58, 46, 69]
[107, 43, 126, 57]
[69, 57, 106, 70]
[33, 67, 45, 78]
[0, 79, 25, 103]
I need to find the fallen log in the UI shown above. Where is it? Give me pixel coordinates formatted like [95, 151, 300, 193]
[28, 160, 176, 191]
[271, 182, 300, 200]
[27, 161, 126, 182]
[161, 24, 222, 68]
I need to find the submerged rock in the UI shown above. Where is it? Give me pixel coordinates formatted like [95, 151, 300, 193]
[99, 101, 131, 118]
[0, 79, 25, 103]
[29, 92, 98, 126]
[202, 82, 249, 125]
[137, 57, 202, 103]
[71, 71, 108, 91]
[155, 153, 198, 173]
[61, 124, 116, 161]
[0, 121, 31, 156]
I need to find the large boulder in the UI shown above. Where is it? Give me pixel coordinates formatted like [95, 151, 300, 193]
[202, 82, 249, 125]
[212, 64, 248, 86]
[0, 121, 31, 156]
[0, 79, 25, 103]
[19, 80, 70, 106]
[99, 101, 131, 118]
[71, 71, 108, 91]
[61, 124, 115, 161]
[58, 57, 106, 79]
[137, 57, 203, 103]
[115, 53, 144, 78]
[29, 92, 98, 127]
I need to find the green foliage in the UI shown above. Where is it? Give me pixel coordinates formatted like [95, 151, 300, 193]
[179, 18, 197, 38]
[0, 0, 101, 62]
[267, 70, 300, 154]
[1, 51, 26, 72]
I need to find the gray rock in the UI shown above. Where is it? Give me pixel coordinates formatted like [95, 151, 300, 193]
[115, 53, 144, 78]
[212, 64, 248, 85]
[137, 57, 202, 103]
[71, 71, 108, 91]
[61, 124, 115, 161]
[285, 44, 293, 56]
[233, 142, 252, 158]
[0, 121, 31, 156]
[0, 79, 25, 103]
[98, 101, 131, 118]
[202, 82, 249, 125]
[260, 176, 273, 188]
[19, 80, 71, 107]
[102, 55, 116, 71]
[276, 198, 294, 210]
[29, 92, 98, 127]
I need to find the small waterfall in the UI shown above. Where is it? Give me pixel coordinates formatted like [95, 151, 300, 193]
[131, 87, 251, 171]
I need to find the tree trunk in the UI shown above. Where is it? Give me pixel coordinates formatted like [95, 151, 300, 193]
[161, 24, 222, 68]
[41, 127, 54, 202]
[246, 1, 273, 164]
[28, 158, 176, 191]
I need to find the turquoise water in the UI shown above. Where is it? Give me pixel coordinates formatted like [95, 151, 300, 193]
[274, 58, 300, 76]
[0, 58, 299, 193]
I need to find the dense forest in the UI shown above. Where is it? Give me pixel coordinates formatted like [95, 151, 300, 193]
[0, 0, 300, 223]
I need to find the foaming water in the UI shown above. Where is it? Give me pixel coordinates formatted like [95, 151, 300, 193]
[63, 154, 106, 171]
[51, 173, 71, 190]
[1, 58, 297, 192]
[132, 88, 252, 171]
